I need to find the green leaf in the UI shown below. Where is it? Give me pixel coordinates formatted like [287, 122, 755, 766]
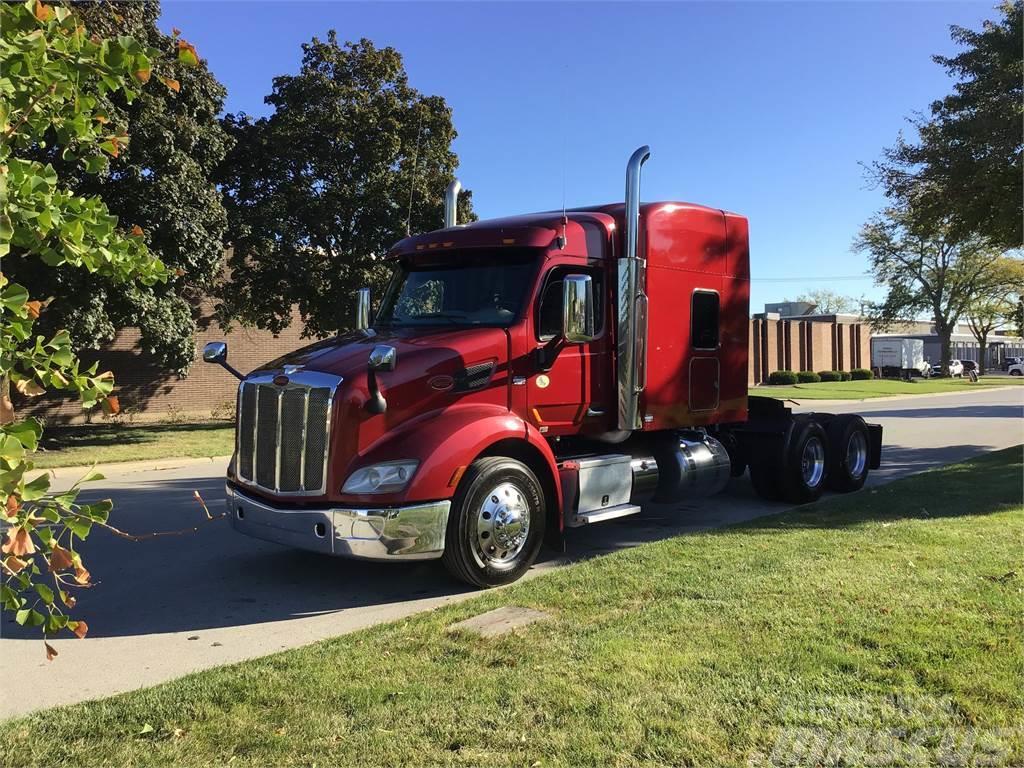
[21, 471, 51, 501]
[3, 417, 42, 451]
[34, 582, 54, 605]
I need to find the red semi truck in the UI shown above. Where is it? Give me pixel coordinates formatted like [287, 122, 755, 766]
[204, 146, 882, 587]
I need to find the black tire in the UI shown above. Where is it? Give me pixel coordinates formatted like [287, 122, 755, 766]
[780, 420, 829, 504]
[825, 415, 870, 493]
[441, 456, 545, 588]
[749, 455, 783, 501]
[1011, 370, 1023, 377]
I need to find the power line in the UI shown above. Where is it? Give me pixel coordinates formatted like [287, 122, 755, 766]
[751, 275, 870, 282]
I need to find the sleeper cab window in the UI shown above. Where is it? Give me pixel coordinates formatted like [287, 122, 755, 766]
[691, 290, 719, 350]
[537, 268, 603, 341]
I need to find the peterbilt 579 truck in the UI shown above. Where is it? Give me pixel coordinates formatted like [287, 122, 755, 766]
[204, 146, 882, 587]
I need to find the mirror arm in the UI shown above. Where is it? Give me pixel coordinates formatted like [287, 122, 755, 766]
[217, 361, 244, 381]
[535, 337, 563, 372]
[366, 369, 387, 414]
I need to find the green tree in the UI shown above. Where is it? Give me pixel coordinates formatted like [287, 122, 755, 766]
[964, 257, 1024, 373]
[872, 1, 1023, 249]
[1, 0, 205, 656]
[218, 33, 474, 338]
[5, 1, 231, 374]
[783, 289, 861, 315]
[855, 205, 1006, 375]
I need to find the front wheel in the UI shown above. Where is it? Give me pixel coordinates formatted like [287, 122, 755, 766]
[1012, 369, 1023, 377]
[442, 456, 545, 588]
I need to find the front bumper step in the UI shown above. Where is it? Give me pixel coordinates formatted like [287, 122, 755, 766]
[226, 486, 451, 561]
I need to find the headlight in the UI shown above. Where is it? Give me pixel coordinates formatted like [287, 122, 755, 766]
[342, 460, 419, 494]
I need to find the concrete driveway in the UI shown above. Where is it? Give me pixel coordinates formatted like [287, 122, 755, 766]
[2, 386, 1021, 718]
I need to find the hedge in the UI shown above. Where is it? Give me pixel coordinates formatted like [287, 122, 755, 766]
[851, 368, 874, 380]
[797, 371, 821, 383]
[840, 371, 853, 381]
[818, 370, 842, 382]
[768, 370, 798, 385]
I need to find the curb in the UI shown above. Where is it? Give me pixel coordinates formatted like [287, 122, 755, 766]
[41, 455, 232, 483]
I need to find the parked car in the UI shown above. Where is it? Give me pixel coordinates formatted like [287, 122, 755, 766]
[1009, 362, 1024, 376]
[1001, 356, 1023, 372]
[933, 359, 965, 377]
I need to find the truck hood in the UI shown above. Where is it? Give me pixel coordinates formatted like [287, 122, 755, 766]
[249, 326, 507, 387]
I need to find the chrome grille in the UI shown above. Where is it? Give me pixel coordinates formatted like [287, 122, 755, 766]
[235, 372, 341, 495]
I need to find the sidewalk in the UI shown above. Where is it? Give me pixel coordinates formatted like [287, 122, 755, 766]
[43, 454, 232, 484]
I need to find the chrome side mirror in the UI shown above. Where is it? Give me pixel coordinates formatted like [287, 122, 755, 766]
[368, 344, 397, 372]
[356, 287, 371, 331]
[202, 341, 242, 380]
[203, 341, 227, 364]
[366, 344, 396, 414]
[562, 274, 595, 343]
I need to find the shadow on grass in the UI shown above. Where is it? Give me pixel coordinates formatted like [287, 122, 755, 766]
[40, 422, 232, 451]
[741, 445, 1023, 533]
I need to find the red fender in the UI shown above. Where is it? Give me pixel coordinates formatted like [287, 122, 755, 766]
[339, 404, 562, 516]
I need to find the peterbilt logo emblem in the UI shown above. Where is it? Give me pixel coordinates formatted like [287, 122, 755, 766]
[273, 374, 289, 386]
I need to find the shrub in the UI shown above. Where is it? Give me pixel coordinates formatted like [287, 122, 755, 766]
[841, 371, 853, 381]
[768, 370, 798, 385]
[818, 370, 842, 382]
[851, 368, 874, 380]
[797, 371, 822, 383]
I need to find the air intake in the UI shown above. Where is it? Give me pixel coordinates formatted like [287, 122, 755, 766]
[443, 179, 461, 228]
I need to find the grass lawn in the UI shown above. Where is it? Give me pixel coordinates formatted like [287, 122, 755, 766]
[753, 375, 1024, 400]
[3, 449, 1021, 766]
[33, 422, 234, 469]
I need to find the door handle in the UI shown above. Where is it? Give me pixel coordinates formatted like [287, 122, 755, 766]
[586, 407, 605, 417]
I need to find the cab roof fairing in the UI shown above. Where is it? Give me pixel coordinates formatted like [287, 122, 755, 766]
[386, 211, 618, 261]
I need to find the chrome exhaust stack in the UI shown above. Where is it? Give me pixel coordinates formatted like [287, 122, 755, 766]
[617, 146, 651, 431]
[443, 179, 461, 228]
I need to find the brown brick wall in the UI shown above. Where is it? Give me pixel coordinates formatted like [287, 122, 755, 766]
[23, 299, 314, 424]
[748, 317, 870, 384]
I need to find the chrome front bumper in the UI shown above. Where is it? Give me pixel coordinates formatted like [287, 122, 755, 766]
[226, 486, 451, 561]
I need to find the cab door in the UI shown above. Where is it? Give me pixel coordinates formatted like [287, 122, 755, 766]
[527, 267, 609, 435]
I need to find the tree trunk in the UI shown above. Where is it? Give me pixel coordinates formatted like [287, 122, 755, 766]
[977, 338, 988, 375]
[936, 323, 953, 377]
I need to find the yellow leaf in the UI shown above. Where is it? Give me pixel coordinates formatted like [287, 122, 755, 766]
[130, 225, 144, 237]
[33, 1, 52, 22]
[45, 642, 58, 661]
[15, 379, 45, 397]
[25, 300, 41, 319]
[160, 77, 181, 93]
[135, 68, 151, 84]
[70, 620, 89, 639]
[3, 555, 28, 574]
[2, 528, 35, 557]
[101, 396, 120, 416]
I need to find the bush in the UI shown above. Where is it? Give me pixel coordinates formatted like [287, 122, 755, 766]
[768, 370, 798, 385]
[841, 371, 853, 381]
[797, 371, 822, 383]
[818, 370, 842, 382]
[851, 368, 874, 380]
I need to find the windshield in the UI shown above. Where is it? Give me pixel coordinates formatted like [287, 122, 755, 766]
[376, 251, 537, 328]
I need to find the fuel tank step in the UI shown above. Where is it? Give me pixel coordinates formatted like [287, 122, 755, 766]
[568, 503, 641, 527]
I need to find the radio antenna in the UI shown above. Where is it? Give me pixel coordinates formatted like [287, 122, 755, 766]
[404, 109, 424, 237]
[558, 62, 568, 249]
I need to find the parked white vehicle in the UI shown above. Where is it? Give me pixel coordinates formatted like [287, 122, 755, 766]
[1009, 362, 1024, 376]
[948, 359, 964, 377]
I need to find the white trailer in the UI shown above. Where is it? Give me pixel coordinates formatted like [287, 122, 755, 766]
[871, 337, 930, 378]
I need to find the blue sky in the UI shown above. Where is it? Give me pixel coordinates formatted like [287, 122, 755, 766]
[159, 1, 994, 312]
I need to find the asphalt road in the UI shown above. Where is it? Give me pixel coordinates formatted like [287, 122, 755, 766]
[2, 386, 1021, 718]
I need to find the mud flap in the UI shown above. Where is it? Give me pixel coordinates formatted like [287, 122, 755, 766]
[867, 423, 883, 469]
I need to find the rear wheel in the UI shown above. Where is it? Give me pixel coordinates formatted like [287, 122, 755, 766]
[442, 457, 545, 588]
[826, 415, 870, 493]
[781, 420, 829, 504]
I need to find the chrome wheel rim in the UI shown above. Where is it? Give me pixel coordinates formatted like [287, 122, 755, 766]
[846, 431, 868, 478]
[473, 482, 530, 570]
[801, 437, 825, 488]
